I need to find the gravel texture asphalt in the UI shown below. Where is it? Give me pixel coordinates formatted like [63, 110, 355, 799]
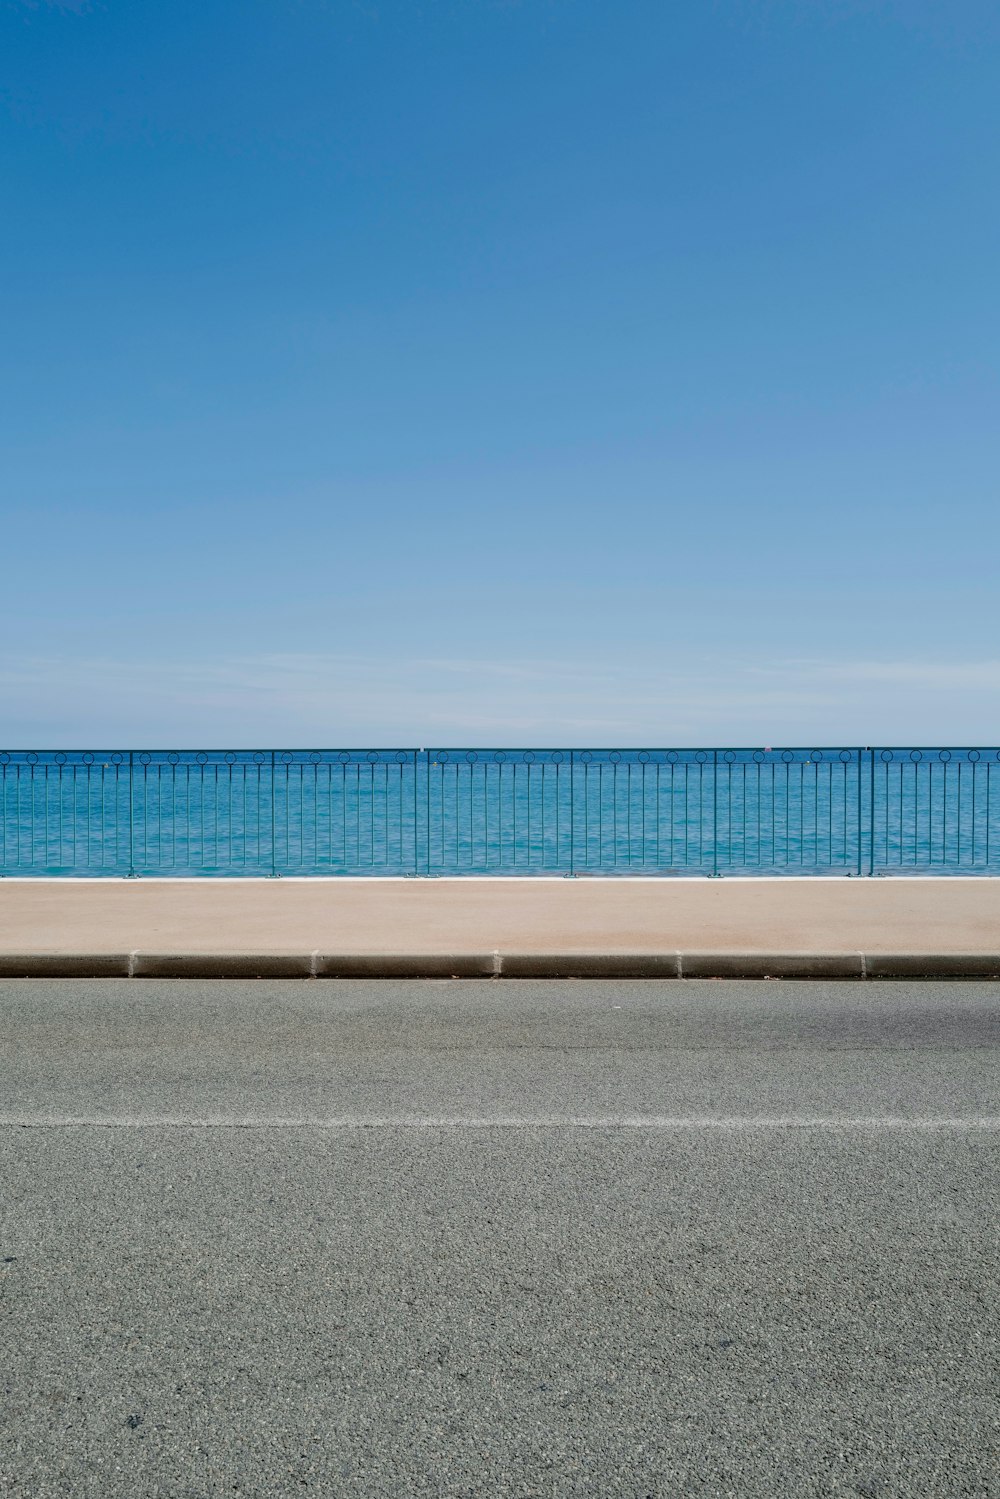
[1, 978, 998, 1498]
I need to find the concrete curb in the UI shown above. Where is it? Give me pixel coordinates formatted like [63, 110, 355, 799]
[132, 953, 315, 979]
[0, 954, 133, 978]
[0, 951, 999, 979]
[499, 952, 681, 979]
[863, 953, 1000, 979]
[318, 953, 498, 978]
[679, 952, 866, 979]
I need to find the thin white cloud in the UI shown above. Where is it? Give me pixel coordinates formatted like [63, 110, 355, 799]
[791, 660, 1000, 689]
[1, 651, 997, 747]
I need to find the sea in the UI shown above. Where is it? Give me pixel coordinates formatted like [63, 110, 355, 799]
[1, 746, 997, 876]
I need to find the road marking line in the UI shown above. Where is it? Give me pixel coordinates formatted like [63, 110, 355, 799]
[1, 1116, 998, 1130]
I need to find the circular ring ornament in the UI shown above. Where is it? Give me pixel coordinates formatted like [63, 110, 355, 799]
[638, 751, 650, 763]
[696, 751, 709, 764]
[396, 751, 408, 764]
[280, 752, 293, 764]
[27, 752, 38, 764]
[724, 751, 736, 764]
[83, 753, 95, 765]
[253, 752, 266, 765]
[523, 751, 535, 764]
[367, 751, 379, 763]
[969, 750, 981, 763]
[581, 751, 593, 764]
[196, 753, 208, 765]
[810, 750, 823, 763]
[225, 752, 237, 765]
[140, 753, 151, 766]
[55, 752, 67, 765]
[610, 751, 621, 764]
[753, 750, 765, 763]
[0, 753, 8, 765]
[782, 751, 794, 763]
[839, 750, 853, 763]
[881, 750, 894, 762]
[339, 752, 351, 764]
[666, 751, 678, 764]
[938, 750, 952, 763]
[494, 752, 507, 764]
[552, 752, 564, 765]
[310, 752, 321, 765]
[465, 751, 478, 764]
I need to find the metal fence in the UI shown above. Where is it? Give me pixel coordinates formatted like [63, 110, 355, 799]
[0, 747, 998, 877]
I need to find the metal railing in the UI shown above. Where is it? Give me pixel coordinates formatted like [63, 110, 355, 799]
[0, 747, 997, 877]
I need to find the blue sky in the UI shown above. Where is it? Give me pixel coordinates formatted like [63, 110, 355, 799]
[2, 0, 997, 746]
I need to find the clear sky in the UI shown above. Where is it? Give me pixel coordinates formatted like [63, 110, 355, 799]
[2, 0, 997, 747]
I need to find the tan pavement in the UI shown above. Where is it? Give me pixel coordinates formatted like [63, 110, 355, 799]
[1, 876, 998, 957]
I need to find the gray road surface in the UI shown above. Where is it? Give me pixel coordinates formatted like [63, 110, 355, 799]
[1, 979, 998, 1497]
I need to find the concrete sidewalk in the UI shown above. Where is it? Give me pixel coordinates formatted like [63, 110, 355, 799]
[1, 876, 999, 977]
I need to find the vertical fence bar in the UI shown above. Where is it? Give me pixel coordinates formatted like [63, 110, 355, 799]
[270, 750, 277, 877]
[711, 749, 719, 876]
[568, 750, 575, 875]
[127, 751, 135, 877]
[868, 748, 875, 875]
[857, 748, 863, 876]
[412, 749, 419, 876]
[411, 749, 420, 874]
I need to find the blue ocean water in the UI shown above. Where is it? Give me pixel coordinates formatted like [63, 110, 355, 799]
[1, 748, 998, 876]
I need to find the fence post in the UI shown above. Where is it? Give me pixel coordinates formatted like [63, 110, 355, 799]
[710, 749, 720, 876]
[856, 747, 863, 877]
[568, 751, 575, 876]
[868, 748, 876, 876]
[413, 750, 419, 876]
[270, 750, 278, 877]
[425, 749, 432, 875]
[127, 750, 136, 878]
[416, 748, 431, 876]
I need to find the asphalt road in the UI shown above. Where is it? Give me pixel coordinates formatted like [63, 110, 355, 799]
[1, 979, 997, 1498]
